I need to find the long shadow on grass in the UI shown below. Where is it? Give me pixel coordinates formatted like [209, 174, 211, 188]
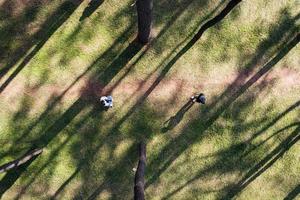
[223, 125, 300, 199]
[110, 0, 241, 135]
[85, 143, 139, 200]
[12, 39, 143, 200]
[209, 11, 300, 109]
[50, 6, 219, 199]
[156, 14, 300, 196]
[81, 105, 160, 199]
[0, 0, 49, 77]
[73, 2, 244, 198]
[284, 184, 300, 200]
[240, 101, 300, 157]
[145, 31, 299, 191]
[154, 0, 242, 83]
[160, 90, 299, 198]
[0, 23, 136, 161]
[0, 1, 82, 93]
[162, 121, 300, 199]
[1, 0, 210, 195]
[51, 103, 159, 199]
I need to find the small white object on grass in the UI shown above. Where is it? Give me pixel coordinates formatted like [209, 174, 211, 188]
[100, 95, 113, 108]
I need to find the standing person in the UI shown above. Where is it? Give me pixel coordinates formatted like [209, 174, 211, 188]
[100, 95, 113, 108]
[191, 93, 206, 104]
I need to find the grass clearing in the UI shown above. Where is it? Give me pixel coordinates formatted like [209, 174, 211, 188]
[0, 0, 299, 199]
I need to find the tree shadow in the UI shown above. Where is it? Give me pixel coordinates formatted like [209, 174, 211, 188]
[242, 122, 300, 157]
[0, 0, 44, 76]
[84, 143, 139, 200]
[80, 105, 160, 200]
[79, 0, 104, 21]
[46, 96, 163, 199]
[0, 24, 137, 160]
[161, 97, 300, 199]
[156, 0, 242, 70]
[2, 1, 298, 199]
[161, 100, 194, 132]
[43, 2, 230, 197]
[115, 0, 242, 132]
[0, 0, 83, 93]
[240, 100, 300, 157]
[284, 184, 300, 200]
[223, 125, 300, 199]
[210, 11, 300, 109]
[44, 2, 246, 196]
[145, 21, 299, 191]
[10, 39, 144, 200]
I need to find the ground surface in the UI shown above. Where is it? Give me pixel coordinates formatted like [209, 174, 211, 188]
[0, 0, 299, 199]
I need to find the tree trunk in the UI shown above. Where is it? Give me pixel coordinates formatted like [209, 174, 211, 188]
[0, 148, 42, 173]
[136, 0, 152, 44]
[134, 142, 146, 200]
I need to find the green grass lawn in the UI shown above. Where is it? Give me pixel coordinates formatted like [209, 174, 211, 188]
[0, 0, 299, 199]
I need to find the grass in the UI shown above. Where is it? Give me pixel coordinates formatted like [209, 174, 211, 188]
[0, 0, 299, 199]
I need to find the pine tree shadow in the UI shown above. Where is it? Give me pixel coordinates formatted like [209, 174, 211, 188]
[161, 98, 300, 199]
[10, 39, 144, 200]
[223, 126, 300, 199]
[145, 12, 299, 192]
[0, 1, 82, 93]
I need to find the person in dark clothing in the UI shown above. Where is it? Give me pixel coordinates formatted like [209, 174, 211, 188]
[191, 93, 206, 104]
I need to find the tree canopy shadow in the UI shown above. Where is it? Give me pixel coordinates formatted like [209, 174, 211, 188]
[145, 11, 299, 192]
[105, 0, 240, 136]
[0, 0, 209, 196]
[0, 0, 83, 93]
[0, 23, 137, 160]
[1, 0, 299, 199]
[8, 39, 143, 200]
[156, 0, 242, 69]
[222, 125, 300, 199]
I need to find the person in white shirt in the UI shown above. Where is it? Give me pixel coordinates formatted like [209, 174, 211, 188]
[100, 95, 113, 108]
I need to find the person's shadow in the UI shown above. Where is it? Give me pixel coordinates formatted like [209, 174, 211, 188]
[162, 100, 194, 132]
[79, 0, 104, 21]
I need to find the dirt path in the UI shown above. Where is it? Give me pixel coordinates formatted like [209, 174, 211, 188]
[1, 66, 299, 114]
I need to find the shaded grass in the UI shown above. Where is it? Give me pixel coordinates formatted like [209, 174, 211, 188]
[0, 0, 299, 199]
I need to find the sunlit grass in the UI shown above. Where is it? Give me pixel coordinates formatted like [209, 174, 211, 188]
[0, 0, 299, 199]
